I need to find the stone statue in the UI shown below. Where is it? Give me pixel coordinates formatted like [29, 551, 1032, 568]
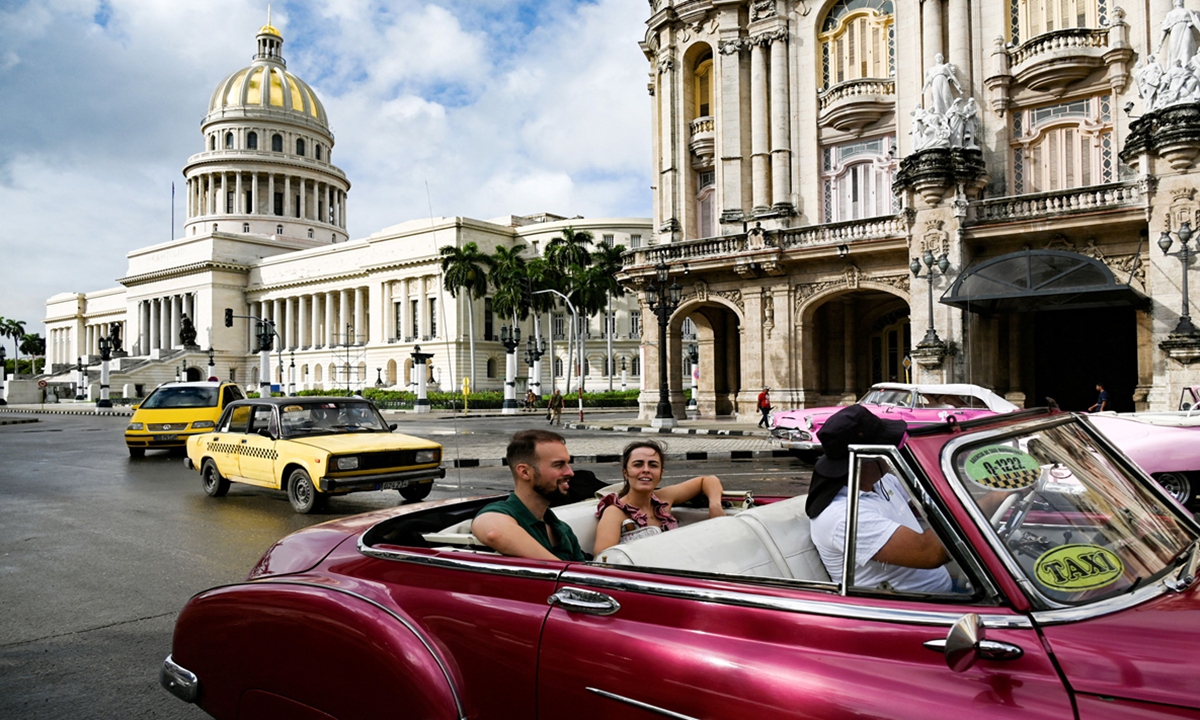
[960, 98, 981, 150]
[922, 53, 963, 117]
[1159, 0, 1200, 69]
[108, 322, 123, 353]
[1135, 56, 1165, 110]
[179, 313, 198, 347]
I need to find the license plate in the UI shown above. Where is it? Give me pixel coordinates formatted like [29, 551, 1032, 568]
[381, 480, 411, 490]
[155, 434, 178, 441]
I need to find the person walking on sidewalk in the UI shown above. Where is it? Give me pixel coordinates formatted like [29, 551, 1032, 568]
[757, 387, 772, 428]
[548, 388, 564, 426]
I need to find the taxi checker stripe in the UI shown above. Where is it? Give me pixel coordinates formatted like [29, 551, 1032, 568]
[976, 469, 1039, 490]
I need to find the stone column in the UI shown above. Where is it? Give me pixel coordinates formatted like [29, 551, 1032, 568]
[339, 288, 351, 343]
[284, 176, 292, 218]
[236, 172, 243, 214]
[140, 302, 150, 355]
[184, 293, 194, 322]
[268, 174, 276, 218]
[947, 0, 970, 90]
[325, 291, 336, 347]
[300, 178, 308, 220]
[923, 0, 945, 70]
[149, 299, 161, 351]
[768, 31, 792, 211]
[658, 48, 679, 238]
[354, 287, 366, 344]
[272, 298, 283, 349]
[250, 171, 258, 214]
[750, 36, 770, 212]
[311, 295, 322, 349]
[843, 298, 856, 397]
[398, 280, 409, 340]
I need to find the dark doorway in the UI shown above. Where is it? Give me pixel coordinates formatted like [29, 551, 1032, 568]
[1032, 307, 1137, 412]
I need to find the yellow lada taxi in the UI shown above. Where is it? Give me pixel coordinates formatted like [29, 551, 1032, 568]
[184, 396, 445, 513]
[125, 381, 246, 457]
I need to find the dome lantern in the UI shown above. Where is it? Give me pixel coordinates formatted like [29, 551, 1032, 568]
[256, 7, 284, 64]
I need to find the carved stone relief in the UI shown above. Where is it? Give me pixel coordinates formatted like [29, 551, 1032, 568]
[762, 290, 775, 339]
[716, 289, 745, 313]
[792, 270, 912, 315]
[750, 0, 777, 21]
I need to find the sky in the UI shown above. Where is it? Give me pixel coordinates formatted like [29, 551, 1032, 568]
[0, 0, 652, 332]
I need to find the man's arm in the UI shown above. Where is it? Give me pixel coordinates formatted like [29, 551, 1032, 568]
[471, 513, 559, 561]
[871, 525, 950, 569]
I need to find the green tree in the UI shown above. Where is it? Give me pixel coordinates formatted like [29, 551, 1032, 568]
[439, 241, 492, 387]
[588, 242, 628, 390]
[545, 226, 594, 272]
[21, 333, 45, 374]
[487, 243, 530, 324]
[2, 318, 25, 378]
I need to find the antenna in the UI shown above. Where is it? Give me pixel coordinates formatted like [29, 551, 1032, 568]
[171, 181, 175, 239]
[267, 3, 272, 25]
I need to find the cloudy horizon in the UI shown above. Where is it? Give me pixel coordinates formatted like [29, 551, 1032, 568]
[0, 0, 652, 333]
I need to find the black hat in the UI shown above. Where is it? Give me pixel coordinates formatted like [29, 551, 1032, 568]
[813, 404, 907, 478]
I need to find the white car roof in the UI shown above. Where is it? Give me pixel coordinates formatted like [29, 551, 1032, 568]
[869, 383, 1018, 413]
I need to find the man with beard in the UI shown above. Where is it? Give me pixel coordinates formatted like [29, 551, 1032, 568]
[471, 429, 586, 561]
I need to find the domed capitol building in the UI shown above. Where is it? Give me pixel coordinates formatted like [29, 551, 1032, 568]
[40, 22, 651, 401]
[37, 1, 1200, 417]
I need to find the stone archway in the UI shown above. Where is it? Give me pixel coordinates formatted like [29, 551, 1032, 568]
[640, 296, 743, 420]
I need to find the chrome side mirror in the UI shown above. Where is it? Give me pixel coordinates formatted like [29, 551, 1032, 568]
[925, 614, 1024, 672]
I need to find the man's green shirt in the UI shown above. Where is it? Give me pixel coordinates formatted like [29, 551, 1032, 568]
[475, 493, 585, 561]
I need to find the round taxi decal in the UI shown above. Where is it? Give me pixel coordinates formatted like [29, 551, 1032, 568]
[963, 445, 1041, 490]
[1033, 544, 1124, 591]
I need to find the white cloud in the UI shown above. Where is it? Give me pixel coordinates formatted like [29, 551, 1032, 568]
[0, 0, 652, 330]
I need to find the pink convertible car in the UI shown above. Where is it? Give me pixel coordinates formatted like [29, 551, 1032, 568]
[161, 408, 1200, 720]
[771, 382, 1017, 454]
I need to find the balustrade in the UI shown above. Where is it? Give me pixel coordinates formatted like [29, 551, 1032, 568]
[972, 181, 1141, 224]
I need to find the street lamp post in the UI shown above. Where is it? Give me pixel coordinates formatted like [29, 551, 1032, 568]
[288, 351, 296, 396]
[206, 346, 216, 380]
[620, 357, 628, 392]
[375, 367, 384, 388]
[75, 357, 86, 401]
[96, 336, 113, 408]
[0, 346, 7, 405]
[910, 250, 953, 348]
[531, 288, 585, 421]
[646, 262, 683, 428]
[1159, 221, 1199, 337]
[500, 324, 521, 415]
[524, 335, 546, 402]
[410, 345, 433, 413]
[256, 319, 275, 396]
[182, 358, 188, 382]
[687, 343, 699, 411]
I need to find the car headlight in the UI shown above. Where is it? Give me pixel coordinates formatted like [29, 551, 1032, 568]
[415, 449, 439, 464]
[336, 456, 359, 471]
[127, 423, 143, 431]
[191, 421, 215, 430]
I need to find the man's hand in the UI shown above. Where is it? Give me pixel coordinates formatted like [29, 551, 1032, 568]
[471, 513, 558, 561]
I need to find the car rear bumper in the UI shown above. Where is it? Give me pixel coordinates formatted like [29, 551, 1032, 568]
[160, 654, 199, 704]
[126, 431, 210, 449]
[319, 466, 446, 493]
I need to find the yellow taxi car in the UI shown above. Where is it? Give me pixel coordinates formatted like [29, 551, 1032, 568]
[184, 396, 445, 513]
[125, 381, 246, 458]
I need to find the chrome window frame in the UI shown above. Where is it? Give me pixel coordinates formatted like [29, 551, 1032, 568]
[939, 413, 1200, 616]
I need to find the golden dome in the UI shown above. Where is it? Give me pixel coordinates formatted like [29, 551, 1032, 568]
[258, 23, 282, 37]
[206, 27, 328, 126]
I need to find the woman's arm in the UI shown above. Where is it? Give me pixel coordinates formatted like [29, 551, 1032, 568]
[593, 505, 628, 556]
[656, 475, 726, 518]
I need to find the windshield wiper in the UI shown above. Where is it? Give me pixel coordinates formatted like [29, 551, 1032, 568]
[1165, 539, 1200, 592]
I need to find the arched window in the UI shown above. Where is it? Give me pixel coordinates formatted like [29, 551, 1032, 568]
[1010, 94, 1113, 194]
[209, 135, 216, 151]
[696, 171, 716, 238]
[213, 223, 218, 232]
[307, 228, 314, 238]
[242, 223, 250, 233]
[631, 356, 641, 376]
[247, 132, 258, 150]
[1011, 0, 1101, 44]
[225, 132, 234, 149]
[271, 133, 283, 152]
[296, 138, 306, 156]
[694, 57, 713, 118]
[821, 135, 897, 222]
[486, 358, 497, 379]
[276, 224, 283, 235]
[315, 144, 323, 160]
[554, 358, 564, 377]
[819, 0, 894, 90]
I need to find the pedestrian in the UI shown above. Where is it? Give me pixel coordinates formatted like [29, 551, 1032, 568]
[1088, 383, 1109, 412]
[757, 386, 772, 428]
[548, 388, 564, 426]
[525, 388, 538, 412]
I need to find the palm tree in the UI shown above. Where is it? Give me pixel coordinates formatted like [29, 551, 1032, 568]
[525, 256, 564, 393]
[439, 242, 492, 387]
[589, 243, 628, 390]
[487, 244, 530, 324]
[3, 318, 25, 379]
[545, 226, 594, 272]
[20, 333, 45, 376]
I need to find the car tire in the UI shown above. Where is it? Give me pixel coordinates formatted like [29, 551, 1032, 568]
[399, 483, 433, 503]
[1154, 472, 1192, 507]
[287, 469, 326, 514]
[128, 447, 145, 458]
[201, 459, 230, 497]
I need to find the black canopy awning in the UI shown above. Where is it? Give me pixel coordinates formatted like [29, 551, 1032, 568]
[941, 249, 1149, 314]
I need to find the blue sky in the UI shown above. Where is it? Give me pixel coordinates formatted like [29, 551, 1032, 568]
[0, 0, 651, 330]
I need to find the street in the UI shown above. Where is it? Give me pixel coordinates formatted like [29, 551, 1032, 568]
[0, 411, 809, 718]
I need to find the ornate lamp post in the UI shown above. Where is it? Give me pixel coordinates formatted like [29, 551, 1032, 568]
[1159, 221, 1199, 337]
[256, 319, 275, 396]
[288, 351, 296, 396]
[75, 357, 86, 401]
[646, 261, 683, 428]
[524, 335, 546, 401]
[206, 346, 216, 380]
[96, 336, 113, 408]
[375, 367, 384, 388]
[500, 324, 521, 415]
[687, 343, 699, 411]
[0, 346, 7, 405]
[910, 250, 952, 348]
[410, 345, 433, 413]
[620, 357, 628, 392]
[182, 358, 188, 381]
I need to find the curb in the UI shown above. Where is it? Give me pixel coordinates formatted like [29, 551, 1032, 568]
[0, 417, 39, 426]
[447, 449, 794, 468]
[562, 421, 771, 438]
[0, 406, 131, 417]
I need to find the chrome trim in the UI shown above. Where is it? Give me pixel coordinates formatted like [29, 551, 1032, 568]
[548, 587, 621, 616]
[558, 570, 1030, 630]
[159, 654, 199, 704]
[939, 414, 1199, 618]
[357, 539, 563, 581]
[319, 466, 445, 492]
[921, 638, 1024, 661]
[248, 579, 467, 720]
[586, 688, 700, 720]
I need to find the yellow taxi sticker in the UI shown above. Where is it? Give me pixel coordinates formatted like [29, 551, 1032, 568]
[284, 405, 304, 412]
[963, 445, 1041, 490]
[1034, 544, 1124, 591]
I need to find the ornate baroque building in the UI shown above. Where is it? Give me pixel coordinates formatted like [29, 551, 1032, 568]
[41, 23, 651, 399]
[624, 0, 1200, 419]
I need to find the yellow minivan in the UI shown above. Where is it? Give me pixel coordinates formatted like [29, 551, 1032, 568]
[125, 381, 246, 457]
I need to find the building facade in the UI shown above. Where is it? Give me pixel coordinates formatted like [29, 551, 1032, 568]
[42, 24, 651, 399]
[625, 0, 1200, 419]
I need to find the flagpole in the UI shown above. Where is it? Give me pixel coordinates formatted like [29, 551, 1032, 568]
[171, 181, 175, 239]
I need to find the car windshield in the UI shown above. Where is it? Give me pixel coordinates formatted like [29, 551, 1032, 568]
[915, 392, 988, 409]
[141, 386, 219, 409]
[860, 388, 913, 407]
[278, 401, 388, 437]
[951, 418, 1196, 607]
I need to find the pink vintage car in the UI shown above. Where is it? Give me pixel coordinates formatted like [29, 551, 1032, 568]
[162, 408, 1200, 720]
[771, 382, 1017, 454]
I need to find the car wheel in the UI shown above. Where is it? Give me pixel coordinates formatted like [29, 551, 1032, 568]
[201, 459, 230, 497]
[287, 469, 326, 514]
[399, 483, 433, 503]
[128, 447, 145, 458]
[1154, 472, 1192, 506]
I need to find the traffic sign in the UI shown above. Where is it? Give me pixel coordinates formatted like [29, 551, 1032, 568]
[37, 379, 48, 388]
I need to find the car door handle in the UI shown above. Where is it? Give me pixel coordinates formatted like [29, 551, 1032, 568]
[548, 587, 621, 616]
[240, 439, 248, 444]
[923, 638, 1024, 661]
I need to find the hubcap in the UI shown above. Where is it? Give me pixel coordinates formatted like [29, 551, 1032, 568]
[1158, 473, 1191, 504]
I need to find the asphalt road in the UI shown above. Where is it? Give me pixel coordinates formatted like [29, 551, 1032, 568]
[0, 412, 810, 719]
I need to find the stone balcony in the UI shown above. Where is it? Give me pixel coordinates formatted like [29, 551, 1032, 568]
[817, 78, 896, 132]
[689, 116, 715, 163]
[968, 180, 1143, 230]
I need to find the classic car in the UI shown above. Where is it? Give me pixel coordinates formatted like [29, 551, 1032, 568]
[771, 382, 1017, 454]
[162, 408, 1200, 720]
[125, 381, 246, 457]
[1089, 404, 1200, 510]
[183, 396, 445, 513]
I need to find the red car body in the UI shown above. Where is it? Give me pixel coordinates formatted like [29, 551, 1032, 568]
[163, 409, 1200, 720]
